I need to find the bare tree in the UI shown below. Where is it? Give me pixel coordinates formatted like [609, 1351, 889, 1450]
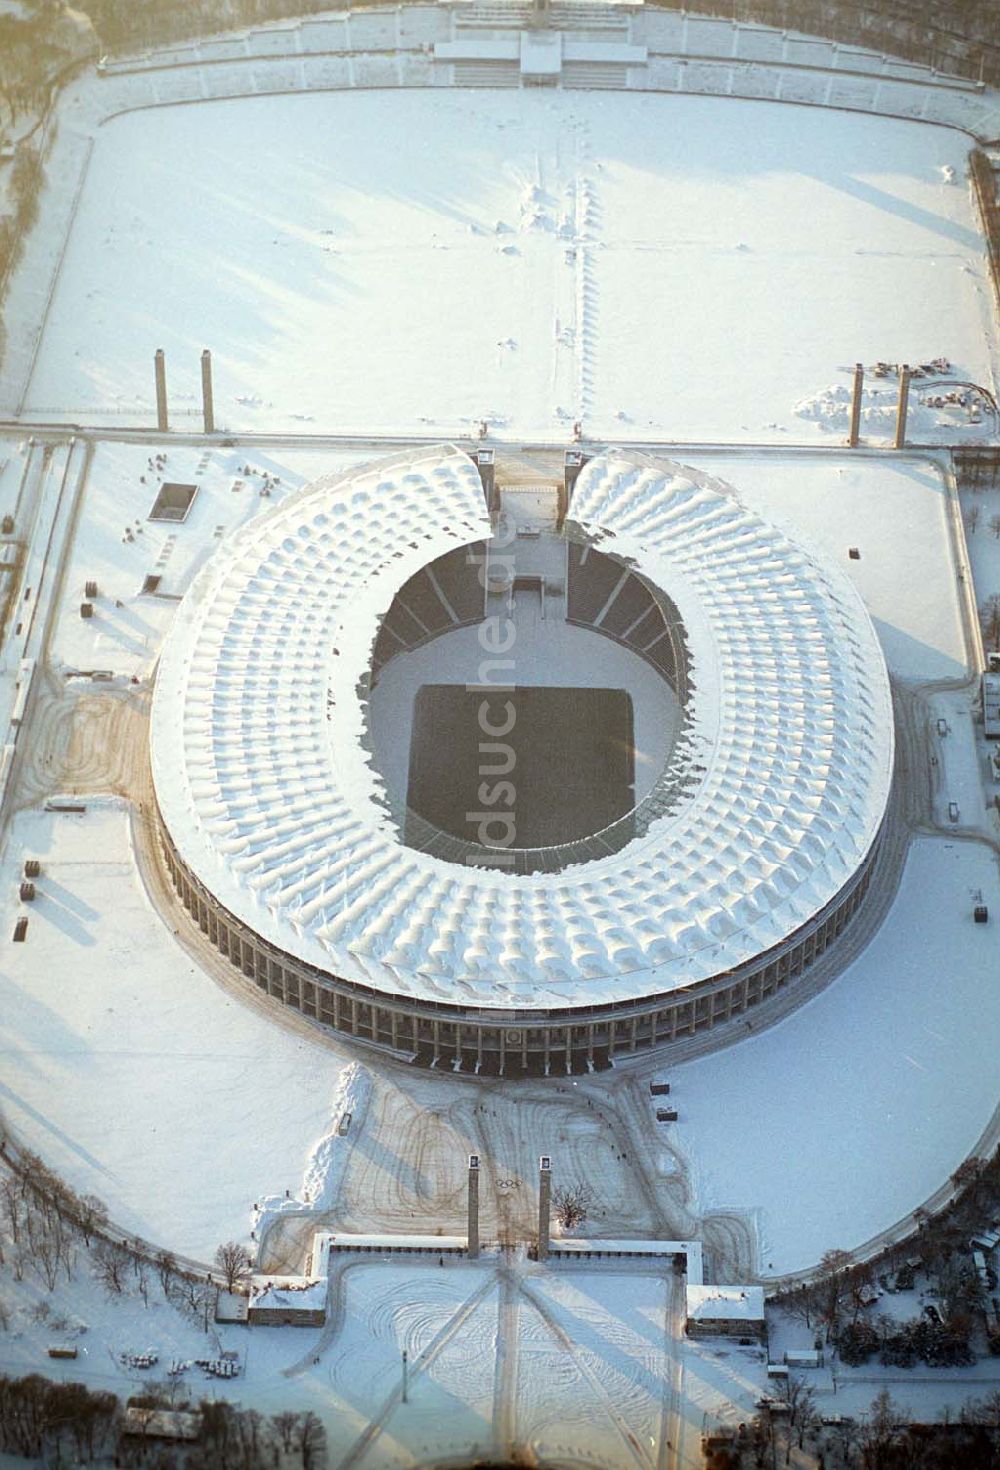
[214, 1240, 251, 1293]
[965, 1389, 1000, 1428]
[75, 1194, 108, 1247]
[777, 1280, 820, 1331]
[30, 1227, 61, 1292]
[966, 502, 981, 534]
[155, 1248, 177, 1296]
[991, 513, 1000, 539]
[136, 1257, 151, 1308]
[92, 1240, 131, 1296]
[980, 593, 1000, 651]
[272, 1411, 298, 1453]
[174, 1276, 214, 1333]
[845, 1261, 876, 1325]
[816, 1248, 852, 1339]
[551, 1183, 593, 1231]
[951, 1156, 985, 1202]
[293, 1411, 327, 1470]
[826, 1413, 860, 1470]
[0, 1177, 24, 1245]
[860, 1387, 905, 1468]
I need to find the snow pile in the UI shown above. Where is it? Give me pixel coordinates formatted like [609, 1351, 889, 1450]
[797, 361, 998, 442]
[256, 1061, 371, 1223]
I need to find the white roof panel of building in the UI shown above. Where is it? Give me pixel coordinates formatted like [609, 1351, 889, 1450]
[686, 1284, 766, 1320]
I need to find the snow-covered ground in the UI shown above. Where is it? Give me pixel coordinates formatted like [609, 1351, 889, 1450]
[18, 89, 996, 443]
[693, 452, 969, 682]
[2, 26, 1000, 1453]
[40, 439, 369, 678]
[0, 1240, 762, 1470]
[33, 437, 975, 692]
[3, 799, 997, 1281]
[0, 799, 356, 1259]
[2, 435, 992, 1279]
[670, 837, 1000, 1276]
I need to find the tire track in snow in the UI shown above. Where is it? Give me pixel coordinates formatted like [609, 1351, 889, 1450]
[337, 1271, 500, 1470]
[518, 1276, 655, 1470]
[493, 1263, 521, 1455]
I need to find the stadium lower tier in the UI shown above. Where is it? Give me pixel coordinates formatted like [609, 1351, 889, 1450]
[157, 804, 886, 1077]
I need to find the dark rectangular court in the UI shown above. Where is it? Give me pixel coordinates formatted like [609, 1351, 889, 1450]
[406, 684, 635, 849]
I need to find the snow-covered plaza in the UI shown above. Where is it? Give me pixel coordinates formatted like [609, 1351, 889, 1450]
[2, 3, 1000, 1463]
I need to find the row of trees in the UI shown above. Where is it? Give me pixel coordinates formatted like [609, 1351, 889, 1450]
[965, 504, 1000, 538]
[0, 139, 46, 375]
[80, 0, 350, 56]
[981, 593, 1000, 652]
[837, 1312, 974, 1369]
[0, 1144, 239, 1344]
[0, 1373, 327, 1468]
[1, 1151, 109, 1292]
[711, 1388, 1000, 1470]
[777, 1151, 1000, 1342]
[0, 1374, 118, 1463]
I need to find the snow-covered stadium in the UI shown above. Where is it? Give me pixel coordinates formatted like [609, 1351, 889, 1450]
[151, 445, 894, 1074]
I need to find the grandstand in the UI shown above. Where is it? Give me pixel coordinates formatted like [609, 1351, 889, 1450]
[566, 542, 689, 697]
[370, 542, 487, 682]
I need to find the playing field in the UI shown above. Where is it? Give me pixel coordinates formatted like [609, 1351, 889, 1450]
[405, 683, 635, 850]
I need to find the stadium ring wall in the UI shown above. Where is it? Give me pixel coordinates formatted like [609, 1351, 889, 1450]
[156, 808, 887, 1074]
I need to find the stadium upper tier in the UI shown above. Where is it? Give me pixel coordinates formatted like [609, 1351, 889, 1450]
[150, 445, 894, 1021]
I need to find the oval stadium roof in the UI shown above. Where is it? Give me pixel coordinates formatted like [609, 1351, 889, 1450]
[151, 445, 894, 1012]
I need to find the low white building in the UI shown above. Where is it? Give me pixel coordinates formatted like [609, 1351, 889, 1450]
[685, 1284, 765, 1339]
[248, 1234, 332, 1327]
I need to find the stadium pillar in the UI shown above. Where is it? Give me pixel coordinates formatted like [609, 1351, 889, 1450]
[563, 450, 586, 525]
[468, 1154, 480, 1259]
[201, 349, 215, 434]
[894, 365, 911, 450]
[154, 348, 168, 432]
[537, 1154, 551, 1262]
[847, 362, 864, 447]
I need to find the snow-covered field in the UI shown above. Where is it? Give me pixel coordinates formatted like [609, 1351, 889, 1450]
[0, 800, 356, 1258]
[19, 90, 996, 443]
[671, 837, 1000, 1275]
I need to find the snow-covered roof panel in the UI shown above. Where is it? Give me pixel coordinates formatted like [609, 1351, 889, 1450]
[686, 1285, 765, 1321]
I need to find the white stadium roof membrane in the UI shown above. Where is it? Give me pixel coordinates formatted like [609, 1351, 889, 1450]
[151, 445, 894, 1012]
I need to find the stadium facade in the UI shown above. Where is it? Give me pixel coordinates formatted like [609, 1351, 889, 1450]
[151, 446, 894, 1074]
